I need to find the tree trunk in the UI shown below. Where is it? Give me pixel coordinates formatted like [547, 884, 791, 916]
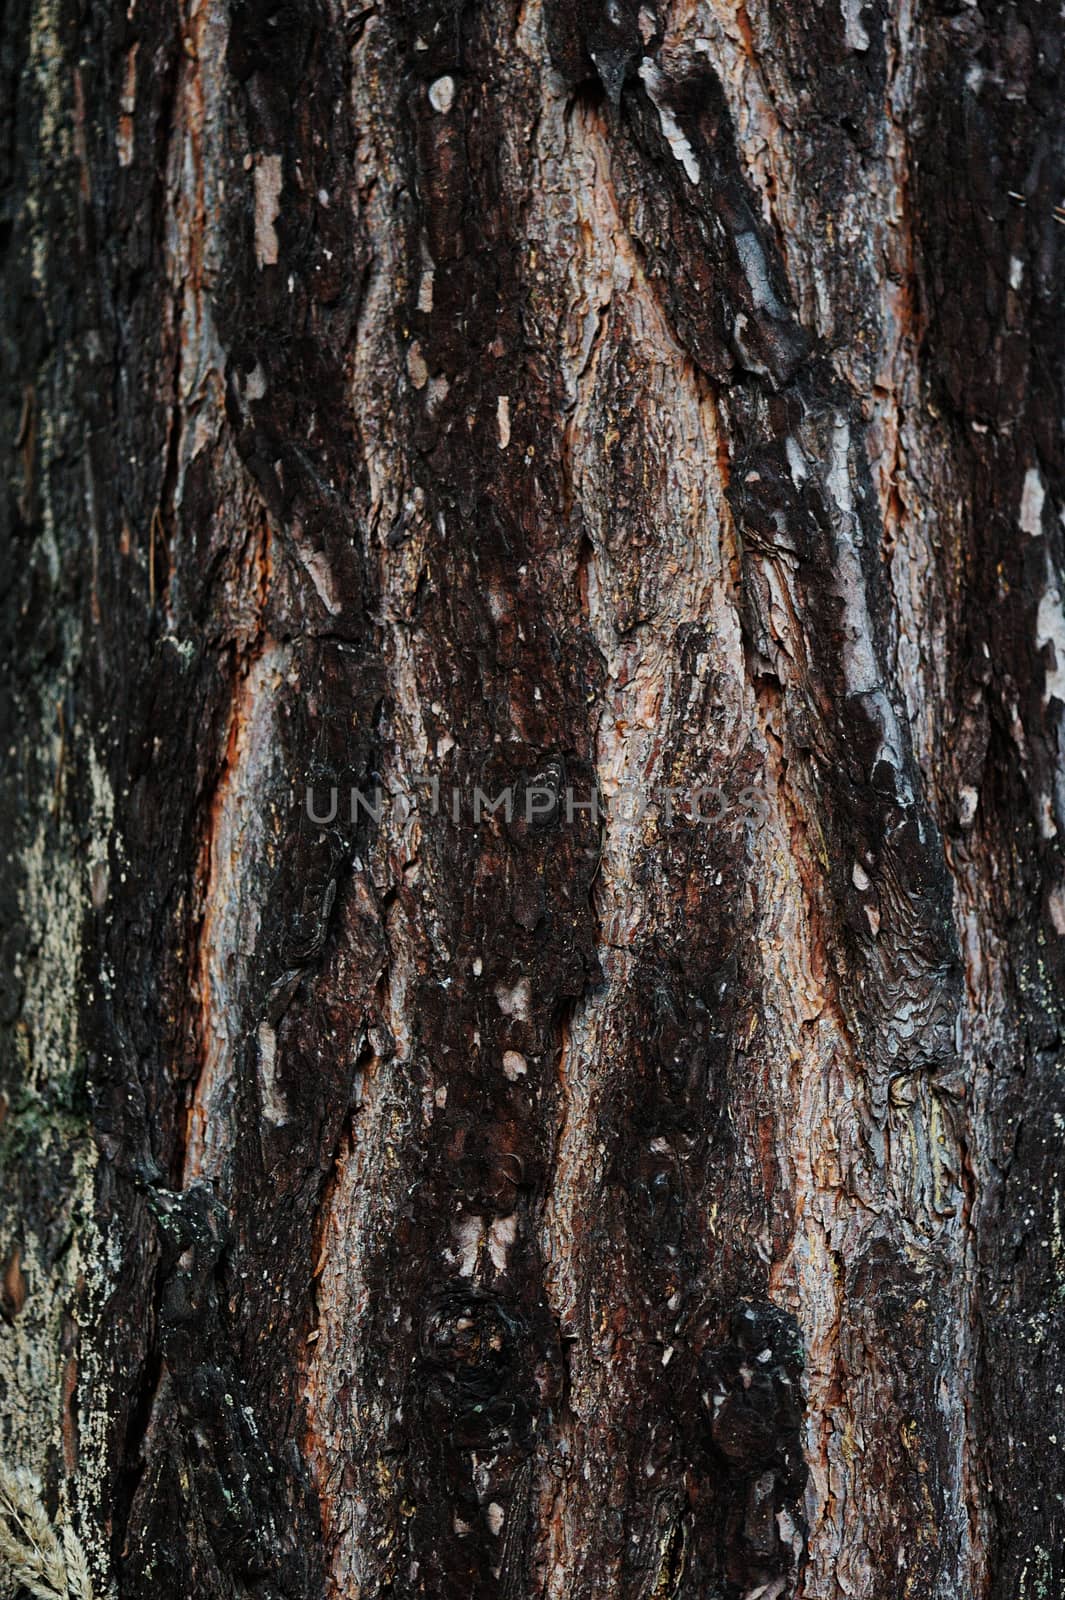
[2, 0, 1063, 1596]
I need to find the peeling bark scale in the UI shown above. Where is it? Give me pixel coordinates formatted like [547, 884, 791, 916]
[1, 0, 1064, 1596]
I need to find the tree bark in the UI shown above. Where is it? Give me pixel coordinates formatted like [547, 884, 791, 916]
[1, 0, 1064, 1596]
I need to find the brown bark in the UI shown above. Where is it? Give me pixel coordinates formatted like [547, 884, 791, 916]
[1, 1, 1064, 1597]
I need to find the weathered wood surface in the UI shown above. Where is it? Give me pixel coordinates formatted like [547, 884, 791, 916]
[1, 0, 1064, 1596]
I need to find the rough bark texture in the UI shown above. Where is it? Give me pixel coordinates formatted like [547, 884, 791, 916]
[1, 0, 1064, 1597]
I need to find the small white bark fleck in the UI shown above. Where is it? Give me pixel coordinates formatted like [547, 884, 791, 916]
[300, 549, 341, 615]
[1021, 467, 1046, 536]
[502, 1050, 527, 1080]
[257, 1022, 287, 1126]
[958, 786, 979, 828]
[495, 977, 531, 1020]
[407, 341, 428, 389]
[840, 0, 870, 51]
[117, 44, 138, 167]
[638, 60, 701, 185]
[1049, 885, 1065, 935]
[453, 1214, 484, 1278]
[488, 1214, 517, 1272]
[1037, 568, 1065, 705]
[785, 436, 808, 483]
[427, 374, 450, 414]
[244, 362, 267, 401]
[734, 231, 786, 316]
[254, 154, 282, 268]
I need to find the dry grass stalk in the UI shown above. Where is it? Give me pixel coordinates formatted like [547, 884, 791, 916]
[0, 1462, 93, 1600]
